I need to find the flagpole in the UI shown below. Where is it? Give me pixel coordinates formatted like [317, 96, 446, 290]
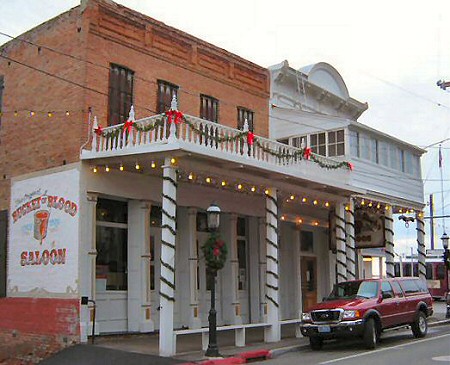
[439, 144, 446, 233]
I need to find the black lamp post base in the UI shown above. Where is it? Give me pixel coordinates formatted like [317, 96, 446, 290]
[205, 346, 222, 358]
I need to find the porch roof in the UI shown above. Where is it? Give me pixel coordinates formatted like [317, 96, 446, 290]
[80, 110, 365, 202]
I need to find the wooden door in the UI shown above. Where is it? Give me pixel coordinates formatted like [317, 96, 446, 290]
[301, 257, 317, 311]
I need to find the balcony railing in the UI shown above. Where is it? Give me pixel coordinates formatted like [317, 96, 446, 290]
[83, 102, 352, 175]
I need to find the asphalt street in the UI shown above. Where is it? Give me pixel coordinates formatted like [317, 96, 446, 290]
[255, 324, 450, 365]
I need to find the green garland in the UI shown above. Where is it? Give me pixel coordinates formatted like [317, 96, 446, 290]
[95, 112, 353, 170]
[202, 232, 227, 272]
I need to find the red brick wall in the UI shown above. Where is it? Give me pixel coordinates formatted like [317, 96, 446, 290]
[0, 298, 80, 363]
[0, 0, 270, 213]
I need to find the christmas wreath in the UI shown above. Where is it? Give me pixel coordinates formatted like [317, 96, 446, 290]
[202, 233, 227, 271]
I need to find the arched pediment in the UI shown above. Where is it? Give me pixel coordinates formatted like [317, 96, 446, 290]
[299, 62, 349, 100]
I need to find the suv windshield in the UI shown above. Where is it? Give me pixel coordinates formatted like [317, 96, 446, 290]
[327, 281, 379, 300]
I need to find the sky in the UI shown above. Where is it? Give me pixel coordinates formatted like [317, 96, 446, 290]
[1, 0, 450, 255]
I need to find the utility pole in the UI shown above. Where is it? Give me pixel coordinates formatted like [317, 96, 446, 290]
[430, 194, 435, 250]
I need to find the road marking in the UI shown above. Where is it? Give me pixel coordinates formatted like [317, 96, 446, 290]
[319, 333, 450, 364]
[432, 356, 450, 362]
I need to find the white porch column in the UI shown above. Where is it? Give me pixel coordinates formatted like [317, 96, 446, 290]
[384, 208, 395, 278]
[335, 204, 347, 283]
[416, 211, 426, 280]
[140, 201, 154, 332]
[159, 157, 177, 356]
[345, 199, 356, 281]
[258, 217, 267, 322]
[265, 188, 280, 342]
[187, 208, 201, 328]
[222, 214, 241, 324]
[80, 193, 98, 342]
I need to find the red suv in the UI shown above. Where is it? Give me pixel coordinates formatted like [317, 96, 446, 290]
[300, 278, 433, 350]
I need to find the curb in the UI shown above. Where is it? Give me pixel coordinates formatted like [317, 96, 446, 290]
[180, 349, 272, 364]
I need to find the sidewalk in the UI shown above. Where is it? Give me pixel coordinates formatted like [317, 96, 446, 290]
[40, 301, 450, 365]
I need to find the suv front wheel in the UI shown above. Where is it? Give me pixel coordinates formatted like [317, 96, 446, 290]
[363, 318, 377, 349]
[411, 311, 428, 338]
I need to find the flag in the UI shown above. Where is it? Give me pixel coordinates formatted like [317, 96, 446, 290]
[439, 145, 443, 168]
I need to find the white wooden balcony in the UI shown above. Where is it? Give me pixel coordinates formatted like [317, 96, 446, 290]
[80, 104, 357, 194]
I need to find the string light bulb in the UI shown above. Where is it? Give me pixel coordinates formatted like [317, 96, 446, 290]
[281, 215, 285, 221]
[290, 195, 295, 200]
[105, 166, 110, 172]
[313, 221, 319, 226]
[368, 202, 373, 207]
[170, 157, 176, 164]
[135, 162, 140, 170]
[313, 200, 318, 205]
[65, 111, 70, 116]
[361, 199, 365, 206]
[325, 202, 330, 207]
[188, 172, 194, 180]
[30, 111, 35, 117]
[119, 164, 124, 171]
[206, 177, 211, 183]
[297, 218, 303, 224]
[251, 186, 256, 192]
[93, 167, 98, 173]
[264, 189, 269, 195]
[377, 203, 381, 209]
[345, 205, 350, 211]
[238, 184, 243, 190]
[14, 111, 18, 117]
[221, 180, 226, 187]
[302, 197, 307, 203]
[48, 112, 53, 117]
[151, 161, 156, 169]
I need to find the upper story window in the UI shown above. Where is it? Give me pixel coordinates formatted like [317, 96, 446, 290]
[350, 130, 359, 158]
[108, 64, 134, 126]
[292, 136, 306, 148]
[310, 132, 326, 156]
[200, 94, 219, 123]
[237, 107, 254, 131]
[328, 130, 345, 157]
[157, 80, 179, 113]
[0, 76, 4, 128]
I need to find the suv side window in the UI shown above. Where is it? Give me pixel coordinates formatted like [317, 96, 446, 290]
[399, 279, 420, 295]
[414, 279, 428, 293]
[391, 281, 404, 298]
[381, 281, 394, 299]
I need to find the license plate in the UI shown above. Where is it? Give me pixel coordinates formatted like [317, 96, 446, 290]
[318, 325, 331, 333]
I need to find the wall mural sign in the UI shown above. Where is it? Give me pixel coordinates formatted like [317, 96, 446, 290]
[354, 208, 385, 248]
[8, 168, 80, 296]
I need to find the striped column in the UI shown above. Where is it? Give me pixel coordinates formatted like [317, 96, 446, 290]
[264, 188, 280, 342]
[335, 204, 347, 283]
[384, 208, 395, 278]
[416, 212, 426, 280]
[345, 199, 356, 280]
[159, 157, 177, 356]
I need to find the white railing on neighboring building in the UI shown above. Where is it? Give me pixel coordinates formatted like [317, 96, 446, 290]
[85, 101, 351, 173]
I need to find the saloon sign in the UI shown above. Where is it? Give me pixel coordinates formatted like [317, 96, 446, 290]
[8, 168, 80, 296]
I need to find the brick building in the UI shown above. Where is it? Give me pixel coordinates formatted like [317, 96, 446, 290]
[0, 0, 425, 360]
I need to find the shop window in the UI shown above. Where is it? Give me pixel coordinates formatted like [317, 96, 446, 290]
[150, 205, 162, 227]
[196, 212, 208, 232]
[96, 198, 128, 291]
[310, 132, 326, 156]
[327, 130, 345, 157]
[237, 107, 254, 131]
[157, 80, 178, 113]
[237, 217, 247, 290]
[300, 231, 314, 252]
[108, 64, 134, 126]
[200, 94, 219, 123]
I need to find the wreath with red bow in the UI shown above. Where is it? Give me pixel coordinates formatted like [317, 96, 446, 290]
[202, 233, 227, 271]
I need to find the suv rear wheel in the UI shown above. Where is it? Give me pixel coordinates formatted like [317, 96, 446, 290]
[363, 318, 377, 349]
[411, 311, 427, 338]
[309, 336, 323, 350]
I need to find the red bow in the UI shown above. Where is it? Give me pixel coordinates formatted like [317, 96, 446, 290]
[94, 125, 103, 136]
[347, 162, 354, 171]
[303, 147, 312, 160]
[247, 132, 254, 146]
[166, 110, 183, 124]
[213, 247, 220, 257]
[124, 120, 134, 134]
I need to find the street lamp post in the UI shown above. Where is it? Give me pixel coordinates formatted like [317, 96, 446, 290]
[441, 232, 450, 319]
[205, 203, 221, 358]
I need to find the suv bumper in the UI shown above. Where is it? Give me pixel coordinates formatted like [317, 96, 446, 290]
[300, 319, 365, 338]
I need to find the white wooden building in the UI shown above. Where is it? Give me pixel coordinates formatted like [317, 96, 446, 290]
[7, 61, 426, 357]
